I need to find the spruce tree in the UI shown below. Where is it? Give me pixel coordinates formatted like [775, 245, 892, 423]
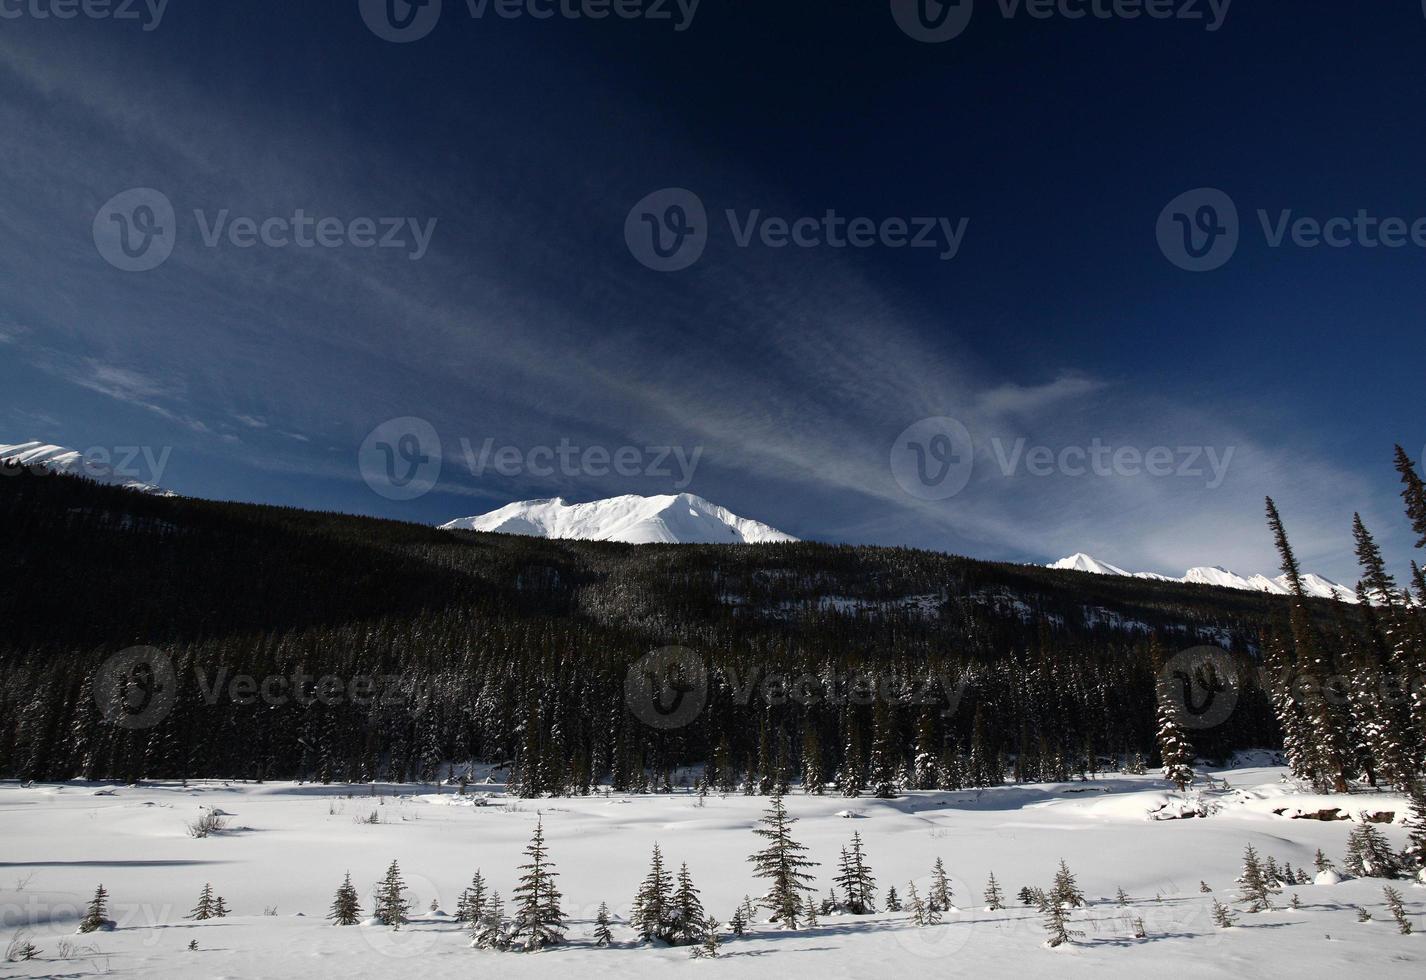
[868, 700, 899, 799]
[1267, 497, 1351, 793]
[213, 896, 229, 918]
[1383, 885, 1413, 935]
[1345, 819, 1398, 878]
[1394, 446, 1426, 549]
[747, 790, 819, 929]
[632, 843, 673, 942]
[1051, 859, 1084, 908]
[1238, 844, 1273, 912]
[373, 861, 411, 927]
[1115, 886, 1130, 907]
[189, 883, 215, 921]
[907, 882, 927, 926]
[78, 884, 112, 933]
[456, 870, 487, 924]
[984, 871, 1004, 911]
[1404, 780, 1426, 871]
[1042, 897, 1080, 948]
[729, 905, 747, 936]
[928, 857, 953, 912]
[689, 916, 721, 958]
[884, 885, 902, 912]
[508, 819, 565, 950]
[329, 872, 361, 926]
[1211, 898, 1237, 928]
[671, 862, 707, 944]
[593, 902, 613, 947]
[833, 832, 877, 914]
[1155, 675, 1195, 792]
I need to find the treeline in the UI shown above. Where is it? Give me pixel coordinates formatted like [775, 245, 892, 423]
[0, 459, 1402, 790]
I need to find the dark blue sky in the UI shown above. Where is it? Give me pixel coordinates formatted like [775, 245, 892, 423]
[2, 0, 1422, 582]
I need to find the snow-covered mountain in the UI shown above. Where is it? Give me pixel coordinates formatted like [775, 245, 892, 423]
[440, 493, 797, 545]
[1048, 552, 1358, 602]
[0, 439, 173, 495]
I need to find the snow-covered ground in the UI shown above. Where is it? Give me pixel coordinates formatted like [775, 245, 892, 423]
[1, 764, 1421, 978]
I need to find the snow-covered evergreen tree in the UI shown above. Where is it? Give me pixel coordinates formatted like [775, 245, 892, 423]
[833, 832, 877, 914]
[1345, 819, 1399, 878]
[632, 843, 673, 942]
[928, 857, 953, 912]
[1050, 859, 1084, 909]
[507, 819, 565, 950]
[329, 872, 361, 926]
[78, 884, 113, 933]
[593, 902, 613, 947]
[748, 790, 819, 929]
[670, 862, 707, 945]
[1238, 844, 1274, 912]
[1154, 670, 1195, 792]
[372, 861, 410, 927]
[885, 885, 902, 912]
[189, 883, 215, 921]
[1384, 885, 1413, 934]
[984, 872, 1004, 911]
[455, 870, 487, 924]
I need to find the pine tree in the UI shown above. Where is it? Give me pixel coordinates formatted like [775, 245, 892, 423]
[1115, 886, 1130, 907]
[593, 902, 613, 947]
[213, 896, 229, 918]
[833, 832, 877, 914]
[1211, 898, 1237, 928]
[670, 862, 707, 944]
[632, 843, 673, 942]
[729, 905, 747, 936]
[508, 819, 565, 950]
[1238, 844, 1274, 912]
[868, 699, 899, 799]
[1051, 859, 1084, 909]
[471, 889, 508, 949]
[1345, 819, 1398, 878]
[984, 872, 1004, 911]
[748, 790, 819, 929]
[329, 872, 361, 926]
[1154, 671, 1195, 792]
[885, 885, 902, 912]
[373, 861, 411, 927]
[689, 916, 721, 958]
[1042, 897, 1081, 948]
[1267, 496, 1351, 793]
[189, 883, 215, 921]
[1384, 886, 1413, 935]
[1314, 849, 1333, 874]
[78, 884, 112, 933]
[928, 857, 953, 912]
[1395, 446, 1426, 549]
[801, 727, 825, 794]
[1199, 881, 1212, 893]
[907, 882, 928, 926]
[1404, 780, 1426, 870]
[455, 870, 487, 924]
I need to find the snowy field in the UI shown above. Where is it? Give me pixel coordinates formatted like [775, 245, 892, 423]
[1, 763, 1422, 978]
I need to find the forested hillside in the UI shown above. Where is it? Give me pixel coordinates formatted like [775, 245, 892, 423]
[0, 466, 1351, 787]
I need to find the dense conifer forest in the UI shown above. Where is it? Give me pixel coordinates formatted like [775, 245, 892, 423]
[3, 461, 1417, 793]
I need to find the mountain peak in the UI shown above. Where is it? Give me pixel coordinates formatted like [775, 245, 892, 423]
[1049, 553, 1357, 603]
[440, 493, 797, 545]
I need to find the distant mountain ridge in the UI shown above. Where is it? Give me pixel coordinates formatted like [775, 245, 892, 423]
[1047, 552, 1358, 603]
[0, 439, 173, 496]
[441, 493, 797, 545]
